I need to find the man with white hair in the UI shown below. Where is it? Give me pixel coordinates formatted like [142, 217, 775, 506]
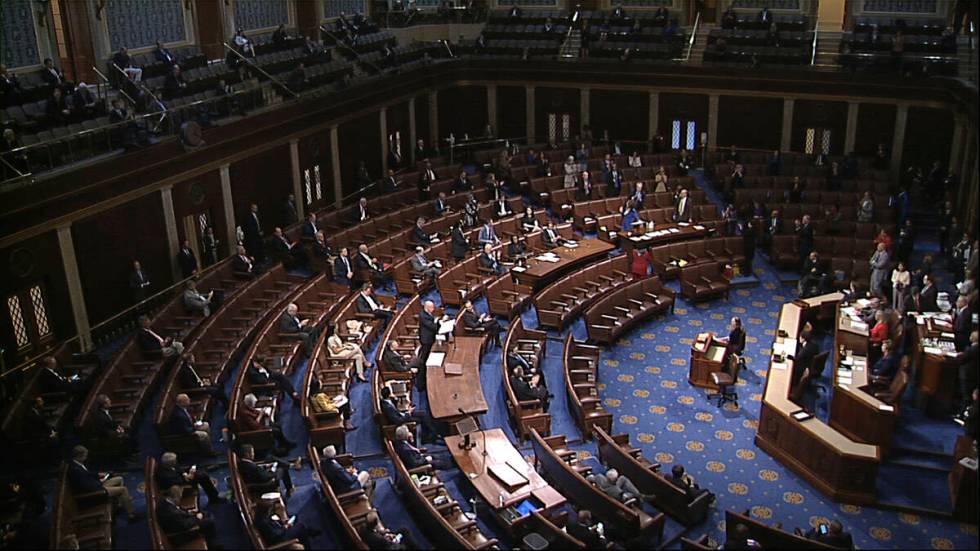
[240, 393, 296, 454]
[319, 445, 374, 498]
[589, 468, 652, 506]
[156, 451, 225, 505]
[169, 393, 216, 455]
[279, 302, 320, 355]
[416, 300, 443, 390]
[182, 280, 213, 317]
[479, 243, 503, 274]
[410, 246, 441, 278]
[869, 242, 890, 296]
[392, 425, 453, 470]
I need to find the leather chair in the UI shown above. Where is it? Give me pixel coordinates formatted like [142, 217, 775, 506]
[707, 354, 743, 408]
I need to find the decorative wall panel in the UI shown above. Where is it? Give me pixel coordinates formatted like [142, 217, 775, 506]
[862, 0, 937, 13]
[234, 0, 289, 31]
[1, 0, 40, 69]
[106, 0, 185, 51]
[731, 0, 801, 9]
[323, 0, 368, 18]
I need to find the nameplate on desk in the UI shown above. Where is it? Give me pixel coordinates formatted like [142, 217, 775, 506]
[877, 403, 895, 412]
[923, 346, 943, 355]
[444, 362, 463, 376]
[511, 266, 527, 273]
[941, 332, 955, 339]
[791, 410, 812, 421]
[694, 225, 705, 230]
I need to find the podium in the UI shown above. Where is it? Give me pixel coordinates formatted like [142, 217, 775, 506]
[689, 332, 727, 390]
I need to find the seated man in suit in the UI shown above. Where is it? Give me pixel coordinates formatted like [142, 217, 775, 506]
[410, 246, 441, 278]
[355, 243, 387, 288]
[434, 192, 451, 215]
[802, 519, 854, 549]
[356, 285, 394, 321]
[543, 221, 567, 248]
[668, 464, 715, 504]
[380, 386, 440, 444]
[359, 511, 419, 550]
[92, 394, 137, 453]
[510, 365, 550, 413]
[479, 243, 504, 275]
[157, 484, 218, 545]
[351, 197, 370, 224]
[279, 303, 320, 356]
[381, 341, 415, 373]
[567, 510, 609, 549]
[254, 497, 318, 549]
[507, 235, 528, 261]
[67, 446, 140, 522]
[169, 393, 217, 456]
[319, 445, 374, 498]
[182, 280, 213, 317]
[156, 451, 225, 505]
[453, 170, 472, 193]
[239, 394, 296, 456]
[232, 245, 257, 279]
[137, 315, 185, 357]
[23, 396, 58, 446]
[271, 227, 309, 268]
[39, 355, 84, 394]
[238, 443, 297, 497]
[413, 217, 436, 246]
[301, 212, 320, 240]
[311, 230, 333, 272]
[492, 196, 513, 220]
[177, 352, 227, 409]
[248, 356, 301, 403]
[334, 247, 355, 287]
[460, 299, 502, 348]
[154, 40, 177, 65]
[392, 424, 452, 470]
[588, 468, 653, 506]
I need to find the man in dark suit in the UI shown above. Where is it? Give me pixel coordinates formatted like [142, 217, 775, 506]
[416, 301, 441, 390]
[871, 340, 901, 381]
[382, 341, 413, 373]
[605, 161, 623, 196]
[271, 227, 309, 268]
[67, 446, 140, 522]
[453, 170, 472, 193]
[674, 188, 692, 222]
[279, 302, 320, 355]
[137, 315, 185, 357]
[253, 497, 317, 549]
[791, 330, 820, 389]
[359, 511, 419, 550]
[23, 396, 57, 445]
[567, 510, 607, 549]
[334, 247, 355, 288]
[232, 245, 256, 279]
[956, 330, 979, 422]
[434, 192, 450, 215]
[392, 424, 452, 470]
[319, 445, 374, 498]
[248, 357, 300, 402]
[764, 209, 783, 250]
[238, 444, 295, 497]
[301, 212, 319, 240]
[804, 520, 853, 549]
[510, 365, 550, 412]
[381, 169, 399, 193]
[243, 203, 265, 260]
[418, 160, 437, 201]
[163, 65, 187, 99]
[154, 41, 177, 65]
[542, 221, 565, 248]
[92, 394, 137, 453]
[351, 197, 370, 224]
[953, 296, 973, 352]
[39, 355, 83, 394]
[354, 243, 386, 288]
[451, 222, 469, 260]
[479, 243, 503, 275]
[356, 285, 394, 322]
[311, 231, 333, 273]
[413, 217, 435, 246]
[169, 393, 216, 455]
[157, 484, 218, 545]
[796, 215, 814, 271]
[460, 299, 502, 347]
[919, 275, 939, 312]
[177, 352, 227, 409]
[176, 240, 198, 279]
[379, 385, 440, 443]
[156, 451, 224, 505]
[41, 58, 71, 89]
[130, 260, 151, 303]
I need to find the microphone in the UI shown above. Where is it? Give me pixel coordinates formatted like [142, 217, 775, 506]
[457, 408, 472, 450]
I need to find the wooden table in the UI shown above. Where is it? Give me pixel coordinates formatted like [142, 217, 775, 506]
[512, 238, 616, 289]
[689, 331, 727, 390]
[756, 293, 881, 505]
[599, 222, 710, 253]
[426, 336, 489, 421]
[829, 303, 898, 454]
[445, 428, 566, 527]
[950, 435, 978, 523]
[910, 315, 961, 413]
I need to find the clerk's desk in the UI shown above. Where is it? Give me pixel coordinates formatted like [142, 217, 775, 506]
[830, 303, 899, 455]
[689, 332, 728, 390]
[910, 313, 963, 411]
[756, 292, 881, 504]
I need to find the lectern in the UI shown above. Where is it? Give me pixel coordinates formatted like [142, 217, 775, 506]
[689, 331, 727, 389]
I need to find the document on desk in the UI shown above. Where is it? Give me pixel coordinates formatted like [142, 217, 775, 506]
[489, 462, 528, 489]
[438, 319, 456, 335]
[426, 352, 446, 368]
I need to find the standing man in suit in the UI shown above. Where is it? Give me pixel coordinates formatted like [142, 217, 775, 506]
[67, 446, 140, 522]
[605, 161, 623, 196]
[795, 214, 814, 272]
[478, 220, 500, 246]
[869, 242, 891, 297]
[243, 203, 265, 260]
[919, 275, 939, 312]
[791, 329, 820, 390]
[630, 181, 646, 210]
[953, 296, 973, 352]
[334, 247, 355, 288]
[279, 302, 320, 356]
[674, 188, 692, 222]
[418, 160, 437, 201]
[416, 301, 442, 390]
[176, 240, 198, 279]
[130, 260, 151, 303]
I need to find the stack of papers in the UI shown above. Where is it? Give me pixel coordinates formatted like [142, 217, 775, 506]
[511, 266, 527, 273]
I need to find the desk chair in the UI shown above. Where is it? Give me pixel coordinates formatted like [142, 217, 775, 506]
[707, 354, 742, 408]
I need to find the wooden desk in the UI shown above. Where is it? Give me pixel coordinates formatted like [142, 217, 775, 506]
[949, 435, 978, 523]
[830, 304, 897, 454]
[446, 429, 566, 525]
[689, 331, 727, 390]
[600, 221, 710, 253]
[426, 336, 489, 421]
[756, 293, 881, 505]
[911, 314, 961, 412]
[512, 239, 616, 289]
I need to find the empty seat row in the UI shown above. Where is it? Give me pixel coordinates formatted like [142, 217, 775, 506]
[584, 276, 675, 345]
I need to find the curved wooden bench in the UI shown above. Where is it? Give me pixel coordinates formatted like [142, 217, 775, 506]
[562, 335, 612, 440]
[383, 438, 498, 550]
[529, 429, 664, 545]
[724, 510, 837, 549]
[308, 445, 373, 550]
[679, 261, 731, 302]
[535, 255, 634, 330]
[49, 463, 113, 549]
[647, 236, 746, 280]
[594, 426, 711, 526]
[227, 450, 301, 550]
[584, 276, 675, 346]
[500, 317, 550, 441]
[145, 457, 208, 550]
